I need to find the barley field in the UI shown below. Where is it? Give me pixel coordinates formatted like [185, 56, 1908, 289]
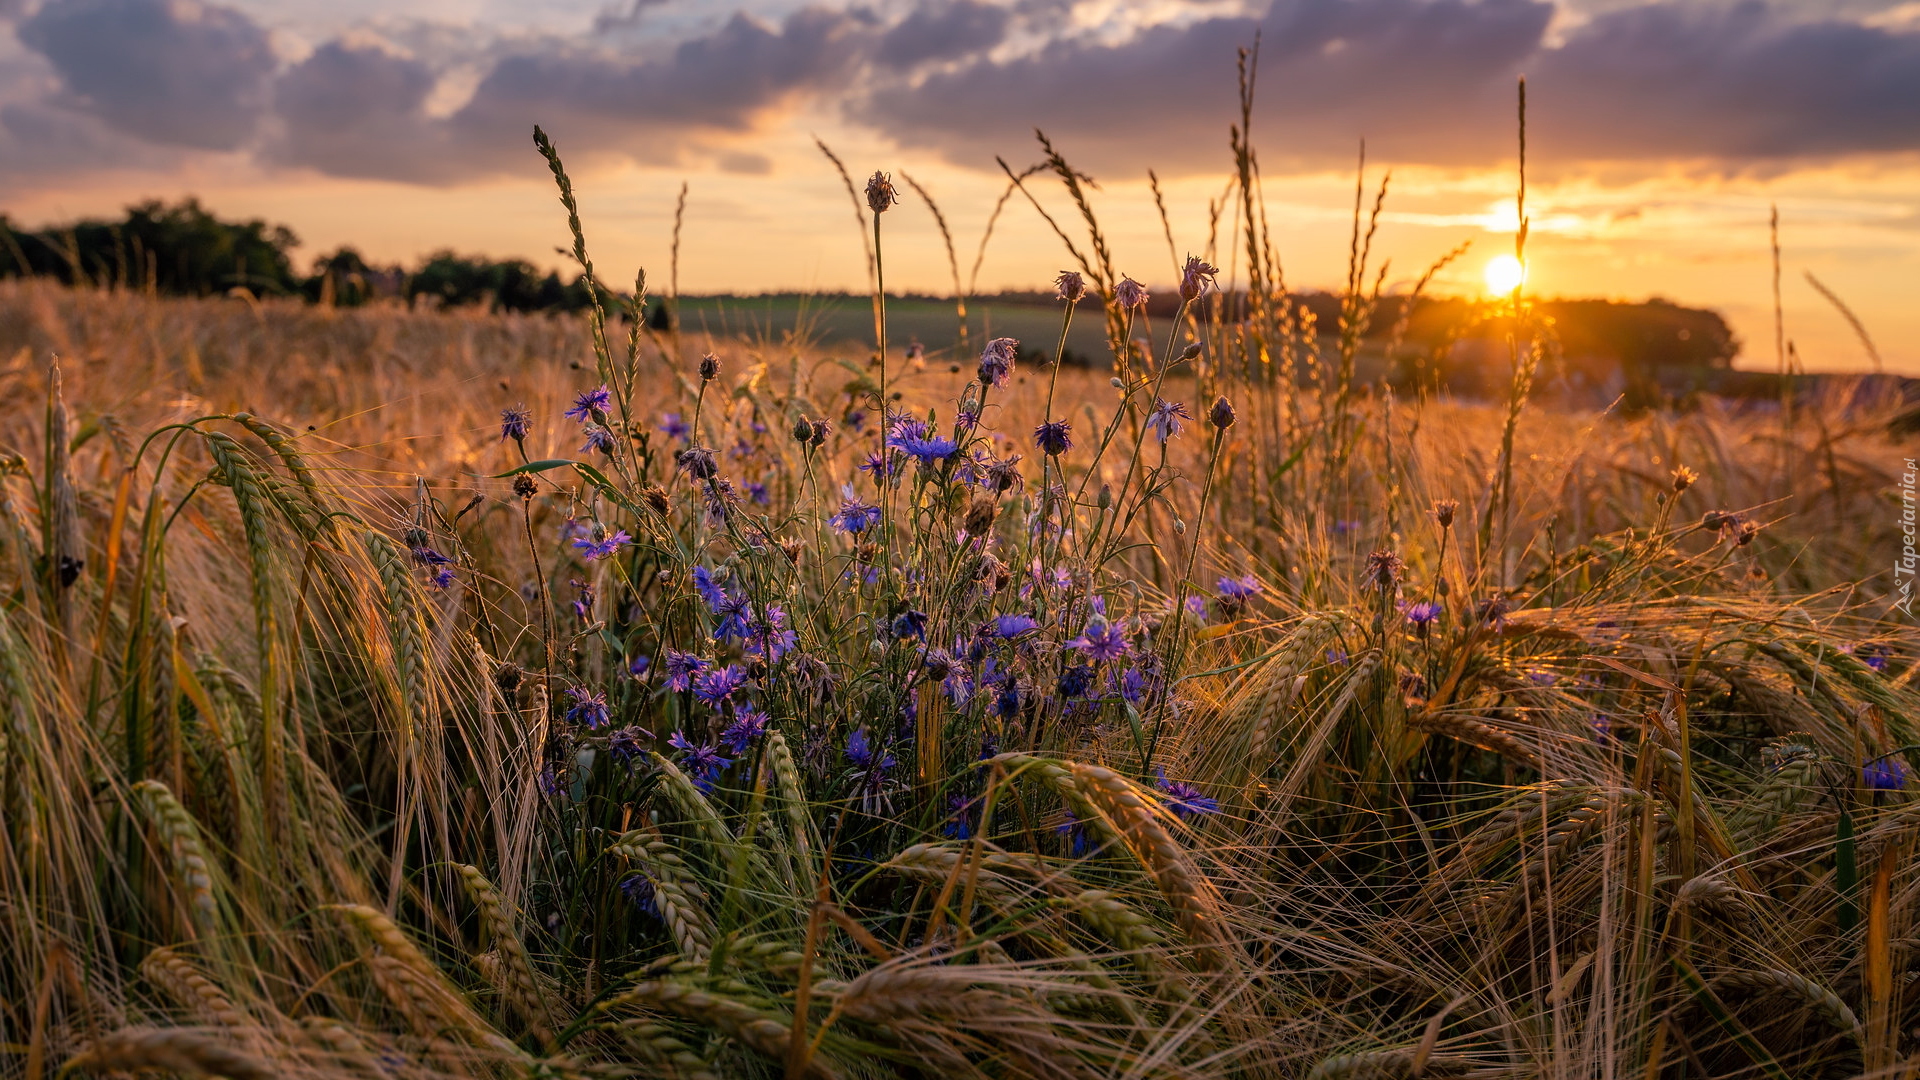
[1, 122, 1916, 1080]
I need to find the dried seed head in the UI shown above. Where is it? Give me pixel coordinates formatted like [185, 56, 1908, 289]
[791, 414, 814, 443]
[964, 495, 997, 537]
[643, 484, 671, 514]
[1365, 549, 1404, 589]
[493, 662, 523, 696]
[1433, 498, 1459, 529]
[1115, 275, 1149, 309]
[1209, 394, 1236, 429]
[513, 475, 538, 500]
[865, 171, 899, 214]
[1671, 465, 1697, 493]
[1179, 255, 1220, 303]
[809, 418, 832, 446]
[1053, 270, 1086, 303]
[698, 353, 720, 382]
[1703, 509, 1734, 531]
[1736, 520, 1759, 546]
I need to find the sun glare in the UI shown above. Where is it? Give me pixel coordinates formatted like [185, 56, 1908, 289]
[1483, 254, 1527, 295]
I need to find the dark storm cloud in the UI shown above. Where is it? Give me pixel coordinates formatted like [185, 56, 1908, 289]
[857, 0, 1920, 175]
[273, 42, 444, 180]
[876, 1, 1012, 68]
[16, 0, 276, 151]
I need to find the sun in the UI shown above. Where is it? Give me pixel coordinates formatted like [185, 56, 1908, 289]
[1483, 254, 1527, 296]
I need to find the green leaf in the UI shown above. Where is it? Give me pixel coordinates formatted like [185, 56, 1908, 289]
[492, 459, 577, 477]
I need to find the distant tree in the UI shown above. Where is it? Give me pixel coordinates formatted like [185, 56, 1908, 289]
[405, 251, 592, 313]
[304, 247, 404, 307]
[0, 198, 300, 295]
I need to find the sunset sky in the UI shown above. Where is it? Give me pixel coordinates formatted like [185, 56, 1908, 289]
[1, 0, 1916, 370]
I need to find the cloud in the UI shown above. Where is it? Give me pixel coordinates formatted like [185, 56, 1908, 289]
[16, 0, 277, 151]
[855, 0, 1920, 176]
[876, 0, 1012, 68]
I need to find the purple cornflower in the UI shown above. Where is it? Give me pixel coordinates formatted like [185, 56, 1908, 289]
[659, 412, 689, 441]
[1120, 666, 1152, 704]
[1855, 644, 1891, 672]
[1527, 669, 1559, 687]
[580, 426, 616, 455]
[1326, 649, 1350, 666]
[1404, 601, 1442, 638]
[607, 725, 652, 768]
[627, 653, 651, 678]
[500, 405, 532, 443]
[572, 530, 632, 560]
[978, 337, 1018, 388]
[1145, 399, 1192, 443]
[565, 385, 611, 423]
[1155, 770, 1220, 819]
[746, 481, 769, 505]
[990, 614, 1038, 639]
[1068, 614, 1130, 663]
[537, 763, 564, 798]
[571, 578, 595, 622]
[830, 492, 882, 534]
[1216, 574, 1263, 617]
[427, 565, 455, 590]
[1032, 419, 1073, 457]
[721, 707, 769, 754]
[859, 450, 902, 482]
[1054, 269, 1086, 303]
[663, 650, 710, 692]
[1115, 275, 1149, 309]
[986, 454, 1024, 493]
[564, 686, 611, 730]
[746, 605, 797, 662]
[892, 610, 929, 640]
[893, 432, 959, 467]
[1865, 757, 1910, 791]
[693, 664, 747, 705]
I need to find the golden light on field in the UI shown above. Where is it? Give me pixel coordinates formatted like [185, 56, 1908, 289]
[1483, 254, 1527, 296]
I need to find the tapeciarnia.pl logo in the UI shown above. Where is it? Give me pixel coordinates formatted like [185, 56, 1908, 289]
[1898, 457, 1917, 617]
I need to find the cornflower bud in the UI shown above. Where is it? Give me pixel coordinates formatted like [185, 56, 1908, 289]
[1209, 395, 1236, 430]
[865, 171, 898, 214]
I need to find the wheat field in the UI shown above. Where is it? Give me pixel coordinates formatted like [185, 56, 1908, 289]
[0, 119, 1916, 1080]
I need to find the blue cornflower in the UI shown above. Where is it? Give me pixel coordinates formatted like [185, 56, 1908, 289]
[1217, 574, 1262, 601]
[580, 426, 616, 455]
[570, 578, 594, 621]
[572, 530, 632, 560]
[721, 707, 770, 754]
[693, 664, 747, 705]
[1068, 614, 1130, 663]
[668, 731, 733, 790]
[663, 650, 710, 692]
[607, 725, 652, 768]
[1865, 757, 1911, 791]
[627, 653, 651, 678]
[1527, 669, 1559, 687]
[619, 873, 659, 917]
[500, 405, 532, 443]
[1145, 399, 1192, 443]
[1120, 666, 1150, 704]
[830, 492, 883, 534]
[943, 793, 980, 840]
[1326, 649, 1350, 666]
[1155, 770, 1220, 820]
[992, 680, 1023, 719]
[1404, 601, 1442, 628]
[565, 385, 612, 423]
[892, 610, 929, 640]
[1856, 644, 1891, 672]
[990, 614, 1038, 639]
[411, 545, 452, 567]
[746, 481, 770, 505]
[659, 412, 689, 441]
[427, 565, 455, 590]
[1032, 419, 1073, 456]
[564, 686, 611, 729]
[1056, 811, 1094, 857]
[846, 728, 895, 771]
[1059, 664, 1095, 698]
